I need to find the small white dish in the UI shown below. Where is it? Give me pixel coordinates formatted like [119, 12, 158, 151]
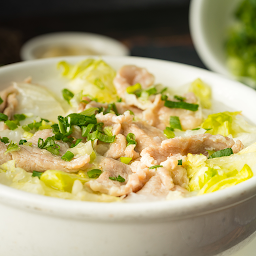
[189, 0, 242, 78]
[20, 32, 129, 61]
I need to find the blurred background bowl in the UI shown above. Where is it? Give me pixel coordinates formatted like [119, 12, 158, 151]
[189, 0, 242, 78]
[20, 32, 129, 61]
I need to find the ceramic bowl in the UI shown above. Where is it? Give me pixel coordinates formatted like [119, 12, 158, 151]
[20, 32, 129, 61]
[1, 56, 256, 256]
[189, 0, 242, 78]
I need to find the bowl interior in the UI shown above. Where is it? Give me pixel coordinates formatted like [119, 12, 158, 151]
[1, 56, 256, 220]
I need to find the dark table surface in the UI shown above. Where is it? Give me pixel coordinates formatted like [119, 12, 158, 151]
[0, 4, 207, 69]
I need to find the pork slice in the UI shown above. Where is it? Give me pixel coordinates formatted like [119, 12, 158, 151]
[28, 129, 69, 155]
[113, 65, 155, 97]
[137, 167, 174, 197]
[104, 134, 127, 159]
[161, 133, 244, 156]
[123, 121, 166, 152]
[11, 145, 90, 173]
[0, 142, 12, 165]
[87, 157, 144, 196]
[0, 85, 18, 113]
[124, 144, 140, 160]
[3, 93, 18, 120]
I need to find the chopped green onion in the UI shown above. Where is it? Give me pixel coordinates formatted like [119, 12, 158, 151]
[170, 116, 182, 130]
[145, 86, 157, 96]
[87, 169, 102, 178]
[70, 139, 82, 148]
[38, 137, 60, 155]
[103, 126, 113, 137]
[5, 142, 20, 154]
[208, 148, 234, 159]
[0, 97, 3, 105]
[0, 113, 8, 122]
[117, 97, 123, 102]
[174, 95, 186, 102]
[126, 133, 137, 146]
[14, 113, 26, 121]
[104, 103, 119, 116]
[178, 159, 182, 165]
[120, 157, 132, 164]
[32, 171, 43, 179]
[62, 88, 74, 104]
[164, 100, 199, 111]
[160, 87, 168, 94]
[98, 132, 116, 143]
[109, 175, 125, 182]
[192, 128, 200, 130]
[80, 107, 98, 116]
[41, 118, 50, 122]
[149, 165, 163, 169]
[61, 151, 74, 161]
[126, 83, 142, 94]
[5, 120, 18, 130]
[87, 130, 99, 141]
[19, 139, 27, 145]
[0, 137, 9, 144]
[161, 94, 168, 101]
[164, 127, 175, 139]
[82, 124, 95, 137]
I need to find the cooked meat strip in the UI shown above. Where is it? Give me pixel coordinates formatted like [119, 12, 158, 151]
[104, 134, 127, 159]
[113, 65, 155, 97]
[11, 145, 90, 173]
[88, 156, 144, 196]
[124, 144, 140, 160]
[0, 142, 12, 164]
[161, 133, 244, 155]
[122, 121, 166, 152]
[27, 129, 69, 155]
[3, 93, 18, 120]
[0, 85, 18, 112]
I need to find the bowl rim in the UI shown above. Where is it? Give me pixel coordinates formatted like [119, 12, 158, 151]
[20, 31, 129, 61]
[0, 56, 256, 221]
[189, 0, 233, 78]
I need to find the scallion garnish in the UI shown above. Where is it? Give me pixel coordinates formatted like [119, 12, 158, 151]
[174, 95, 186, 102]
[126, 83, 142, 94]
[5, 142, 20, 154]
[70, 139, 82, 148]
[0, 113, 8, 122]
[5, 120, 18, 130]
[178, 159, 182, 165]
[208, 148, 233, 159]
[163, 127, 175, 139]
[19, 139, 27, 145]
[126, 133, 137, 146]
[80, 107, 98, 116]
[32, 171, 43, 179]
[164, 100, 199, 111]
[61, 151, 74, 161]
[38, 137, 60, 155]
[149, 165, 163, 169]
[160, 87, 168, 94]
[109, 175, 125, 183]
[98, 132, 116, 143]
[87, 169, 102, 178]
[62, 88, 74, 104]
[161, 94, 168, 101]
[14, 113, 26, 121]
[120, 157, 132, 164]
[0, 96, 3, 105]
[145, 86, 157, 96]
[0, 137, 9, 144]
[82, 124, 95, 137]
[104, 103, 119, 116]
[169, 116, 182, 130]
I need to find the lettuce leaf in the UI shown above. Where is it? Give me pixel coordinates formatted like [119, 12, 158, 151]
[189, 78, 211, 109]
[58, 59, 117, 103]
[185, 152, 254, 195]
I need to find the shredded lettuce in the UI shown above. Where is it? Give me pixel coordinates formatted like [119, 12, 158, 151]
[186, 152, 255, 195]
[58, 59, 117, 103]
[189, 78, 211, 109]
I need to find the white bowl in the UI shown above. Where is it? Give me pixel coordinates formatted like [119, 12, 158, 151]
[20, 32, 129, 61]
[1, 56, 256, 256]
[189, 0, 242, 78]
